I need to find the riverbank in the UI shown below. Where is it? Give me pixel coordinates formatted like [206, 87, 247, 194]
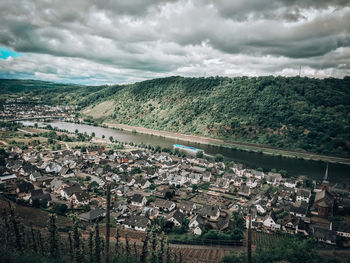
[104, 122, 350, 165]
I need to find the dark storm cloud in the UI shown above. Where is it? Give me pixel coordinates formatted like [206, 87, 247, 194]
[0, 0, 349, 84]
[209, 0, 350, 21]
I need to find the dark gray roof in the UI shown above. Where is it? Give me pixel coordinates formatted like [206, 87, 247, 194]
[171, 210, 185, 225]
[313, 227, 336, 243]
[74, 190, 90, 202]
[31, 193, 52, 203]
[79, 208, 105, 221]
[154, 199, 175, 210]
[63, 184, 82, 196]
[30, 189, 44, 197]
[17, 181, 34, 193]
[296, 188, 311, 198]
[123, 215, 149, 228]
[131, 194, 144, 203]
[332, 222, 350, 234]
[199, 205, 220, 217]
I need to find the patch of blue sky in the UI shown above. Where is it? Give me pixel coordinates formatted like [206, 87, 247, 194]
[0, 47, 22, 60]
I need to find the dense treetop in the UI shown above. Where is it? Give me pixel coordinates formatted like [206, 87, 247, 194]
[1, 76, 349, 157]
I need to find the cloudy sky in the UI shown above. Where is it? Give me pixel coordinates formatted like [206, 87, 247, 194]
[0, 0, 349, 85]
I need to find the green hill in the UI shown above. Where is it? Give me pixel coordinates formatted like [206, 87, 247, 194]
[1, 76, 350, 157]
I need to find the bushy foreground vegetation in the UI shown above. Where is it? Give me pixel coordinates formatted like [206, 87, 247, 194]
[221, 236, 350, 263]
[1, 76, 350, 157]
[0, 205, 176, 263]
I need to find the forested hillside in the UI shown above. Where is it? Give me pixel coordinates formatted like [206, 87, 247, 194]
[1, 76, 350, 157]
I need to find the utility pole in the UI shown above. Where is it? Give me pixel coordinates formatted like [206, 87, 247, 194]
[247, 210, 252, 263]
[105, 182, 111, 263]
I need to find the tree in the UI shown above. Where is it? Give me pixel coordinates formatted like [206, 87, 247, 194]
[91, 132, 95, 137]
[48, 214, 59, 258]
[191, 184, 198, 192]
[89, 230, 94, 263]
[10, 205, 22, 251]
[95, 223, 101, 263]
[214, 154, 224, 162]
[30, 222, 37, 253]
[73, 222, 83, 262]
[102, 135, 105, 139]
[109, 136, 114, 143]
[89, 181, 100, 191]
[115, 226, 120, 258]
[125, 234, 130, 262]
[196, 150, 204, 158]
[140, 231, 149, 263]
[55, 204, 68, 215]
[68, 232, 73, 261]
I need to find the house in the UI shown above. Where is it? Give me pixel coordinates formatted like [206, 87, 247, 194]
[19, 163, 37, 176]
[199, 205, 220, 221]
[0, 173, 17, 184]
[189, 215, 205, 235]
[29, 171, 42, 182]
[202, 172, 212, 182]
[312, 227, 336, 245]
[313, 190, 334, 217]
[191, 166, 206, 174]
[115, 185, 129, 197]
[50, 178, 65, 194]
[179, 201, 196, 215]
[60, 167, 75, 178]
[60, 184, 82, 199]
[142, 207, 159, 220]
[45, 162, 62, 174]
[263, 212, 281, 231]
[168, 210, 185, 227]
[16, 181, 34, 195]
[153, 199, 176, 212]
[71, 191, 90, 205]
[123, 215, 150, 231]
[169, 175, 186, 186]
[189, 214, 204, 229]
[284, 179, 297, 189]
[289, 202, 308, 218]
[131, 194, 147, 207]
[331, 222, 350, 238]
[252, 170, 264, 180]
[256, 204, 266, 215]
[246, 179, 258, 189]
[30, 189, 52, 207]
[215, 178, 230, 189]
[266, 172, 282, 185]
[79, 208, 105, 222]
[90, 176, 105, 188]
[296, 188, 311, 203]
[188, 173, 201, 185]
[238, 184, 251, 198]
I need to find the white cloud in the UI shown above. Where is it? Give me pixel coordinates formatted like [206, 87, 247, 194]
[0, 0, 349, 84]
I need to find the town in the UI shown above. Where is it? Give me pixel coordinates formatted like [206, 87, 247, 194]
[0, 97, 76, 122]
[1, 122, 350, 250]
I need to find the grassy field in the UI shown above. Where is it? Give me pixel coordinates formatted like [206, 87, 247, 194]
[82, 100, 115, 119]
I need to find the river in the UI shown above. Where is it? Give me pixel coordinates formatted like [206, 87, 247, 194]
[21, 121, 350, 184]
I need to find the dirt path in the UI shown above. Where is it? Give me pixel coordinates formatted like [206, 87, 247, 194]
[0, 140, 9, 146]
[104, 122, 350, 164]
